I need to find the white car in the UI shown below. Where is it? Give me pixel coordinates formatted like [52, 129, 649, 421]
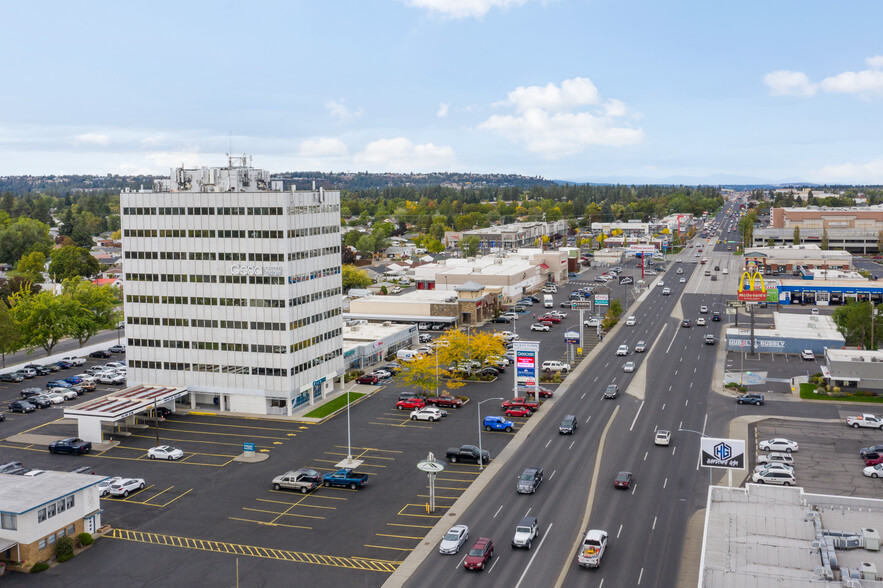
[98, 373, 126, 385]
[439, 524, 469, 555]
[654, 430, 671, 446]
[759, 438, 798, 453]
[502, 312, 519, 321]
[530, 323, 550, 332]
[371, 369, 392, 379]
[98, 476, 122, 497]
[657, 281, 665, 288]
[625, 316, 636, 326]
[584, 318, 600, 328]
[801, 349, 815, 360]
[410, 407, 446, 422]
[109, 478, 146, 497]
[549, 311, 567, 318]
[541, 361, 571, 373]
[722, 268, 728, 274]
[751, 470, 795, 486]
[46, 392, 67, 404]
[74, 373, 97, 382]
[696, 318, 706, 326]
[699, 306, 708, 314]
[616, 345, 629, 356]
[754, 463, 794, 474]
[60, 388, 78, 400]
[105, 362, 126, 370]
[147, 445, 184, 460]
[679, 277, 686, 283]
[61, 356, 86, 366]
[755, 452, 794, 466]
[662, 287, 671, 295]
[864, 463, 883, 478]
[810, 308, 819, 315]
[623, 361, 635, 373]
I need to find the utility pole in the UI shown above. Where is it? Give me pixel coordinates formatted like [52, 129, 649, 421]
[749, 303, 756, 356]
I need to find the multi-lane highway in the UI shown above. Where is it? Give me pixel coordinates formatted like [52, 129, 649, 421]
[399, 203, 747, 587]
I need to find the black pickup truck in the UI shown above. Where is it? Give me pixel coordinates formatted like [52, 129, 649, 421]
[446, 444, 491, 465]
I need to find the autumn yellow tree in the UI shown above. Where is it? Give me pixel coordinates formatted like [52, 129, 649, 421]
[398, 356, 442, 396]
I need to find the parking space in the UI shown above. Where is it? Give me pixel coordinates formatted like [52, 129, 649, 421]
[752, 418, 882, 497]
[726, 348, 824, 394]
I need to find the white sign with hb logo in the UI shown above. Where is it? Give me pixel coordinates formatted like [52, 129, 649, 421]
[699, 437, 745, 470]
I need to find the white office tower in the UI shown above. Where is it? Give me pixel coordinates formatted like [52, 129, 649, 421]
[120, 157, 343, 414]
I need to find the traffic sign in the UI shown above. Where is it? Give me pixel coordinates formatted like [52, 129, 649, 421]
[619, 276, 634, 285]
[726, 300, 746, 308]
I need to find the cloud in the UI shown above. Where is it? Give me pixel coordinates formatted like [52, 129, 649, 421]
[763, 70, 817, 97]
[813, 158, 883, 183]
[297, 137, 349, 158]
[479, 77, 644, 157]
[495, 77, 600, 113]
[820, 69, 883, 97]
[404, 0, 530, 19]
[354, 137, 455, 171]
[437, 102, 450, 117]
[325, 99, 364, 123]
[866, 55, 883, 68]
[73, 133, 111, 146]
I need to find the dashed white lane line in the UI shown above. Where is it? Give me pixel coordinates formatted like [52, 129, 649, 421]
[630, 401, 644, 431]
[617, 524, 623, 538]
[493, 504, 504, 518]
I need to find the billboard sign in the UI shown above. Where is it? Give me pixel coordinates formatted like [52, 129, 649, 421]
[595, 294, 609, 306]
[700, 437, 745, 470]
[619, 276, 634, 285]
[737, 271, 767, 302]
[627, 244, 656, 254]
[514, 341, 540, 388]
[564, 331, 580, 345]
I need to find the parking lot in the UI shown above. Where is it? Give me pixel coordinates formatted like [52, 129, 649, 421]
[752, 418, 882, 497]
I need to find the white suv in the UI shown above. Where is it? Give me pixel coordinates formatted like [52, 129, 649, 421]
[541, 361, 571, 373]
[751, 470, 795, 486]
[625, 316, 636, 326]
[616, 345, 629, 356]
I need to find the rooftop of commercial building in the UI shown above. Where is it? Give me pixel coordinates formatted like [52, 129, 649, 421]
[0, 472, 106, 514]
[825, 348, 883, 363]
[342, 320, 415, 343]
[350, 290, 459, 305]
[701, 484, 883, 588]
[727, 312, 844, 341]
[744, 245, 852, 260]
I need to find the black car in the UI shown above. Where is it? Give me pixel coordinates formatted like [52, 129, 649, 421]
[477, 367, 502, 377]
[48, 438, 92, 454]
[559, 414, 578, 434]
[0, 372, 24, 383]
[20, 387, 43, 398]
[89, 350, 112, 359]
[0, 411, 4, 421]
[8, 400, 35, 413]
[527, 295, 541, 304]
[861, 444, 883, 457]
[712, 312, 721, 322]
[24, 364, 51, 376]
[108, 345, 126, 354]
[154, 407, 172, 419]
[28, 395, 51, 409]
[736, 393, 765, 405]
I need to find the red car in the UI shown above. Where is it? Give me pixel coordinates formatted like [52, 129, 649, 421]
[355, 374, 381, 385]
[396, 398, 426, 411]
[864, 453, 883, 466]
[463, 537, 494, 571]
[614, 471, 633, 489]
[525, 387, 554, 399]
[540, 315, 561, 323]
[505, 407, 532, 418]
[425, 396, 463, 408]
[501, 397, 539, 412]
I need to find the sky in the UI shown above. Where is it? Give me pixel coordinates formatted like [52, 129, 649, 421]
[3, 0, 883, 184]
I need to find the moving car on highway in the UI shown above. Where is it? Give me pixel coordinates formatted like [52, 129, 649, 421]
[439, 524, 469, 555]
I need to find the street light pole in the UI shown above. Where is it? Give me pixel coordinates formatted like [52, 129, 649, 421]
[477, 397, 504, 471]
[678, 428, 712, 487]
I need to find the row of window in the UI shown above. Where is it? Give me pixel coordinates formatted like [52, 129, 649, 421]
[37, 524, 77, 551]
[126, 325, 340, 354]
[127, 295, 292, 307]
[290, 266, 341, 283]
[37, 495, 75, 524]
[124, 226, 339, 239]
[293, 349, 342, 375]
[127, 273, 286, 285]
[127, 317, 286, 330]
[124, 206, 292, 216]
[288, 246, 340, 261]
[290, 286, 342, 308]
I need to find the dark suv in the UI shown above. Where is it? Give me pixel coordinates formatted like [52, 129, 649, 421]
[559, 414, 578, 434]
[516, 467, 544, 494]
[736, 393, 765, 405]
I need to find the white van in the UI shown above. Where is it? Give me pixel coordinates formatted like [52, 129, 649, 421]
[396, 349, 424, 363]
[543, 294, 553, 308]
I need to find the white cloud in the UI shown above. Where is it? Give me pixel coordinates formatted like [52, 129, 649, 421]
[73, 132, 111, 146]
[297, 137, 349, 158]
[325, 99, 364, 123]
[866, 55, 883, 68]
[437, 102, 450, 117]
[404, 0, 530, 19]
[479, 77, 643, 157]
[763, 70, 817, 97]
[820, 69, 883, 97]
[145, 150, 207, 170]
[813, 158, 883, 183]
[354, 137, 456, 171]
[495, 77, 600, 113]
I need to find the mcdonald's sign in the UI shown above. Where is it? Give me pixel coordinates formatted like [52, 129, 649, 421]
[737, 271, 767, 301]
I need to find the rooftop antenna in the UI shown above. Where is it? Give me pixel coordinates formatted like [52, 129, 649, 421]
[227, 131, 233, 167]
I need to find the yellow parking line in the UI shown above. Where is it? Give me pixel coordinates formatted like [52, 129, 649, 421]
[242, 507, 325, 520]
[159, 488, 192, 507]
[257, 498, 336, 510]
[229, 517, 312, 530]
[433, 485, 472, 491]
[140, 486, 175, 503]
[386, 523, 434, 529]
[364, 544, 414, 552]
[376, 533, 423, 540]
[128, 433, 275, 448]
[268, 490, 348, 500]
[151, 425, 291, 440]
[334, 446, 403, 453]
[326, 451, 396, 461]
[417, 494, 461, 500]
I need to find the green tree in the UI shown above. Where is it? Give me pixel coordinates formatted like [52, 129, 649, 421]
[833, 300, 883, 349]
[821, 228, 829, 250]
[48, 246, 100, 281]
[602, 299, 623, 330]
[0, 303, 21, 367]
[0, 276, 41, 306]
[767, 238, 775, 247]
[461, 235, 480, 257]
[398, 356, 442, 396]
[425, 237, 445, 253]
[355, 234, 376, 256]
[342, 265, 373, 290]
[12, 251, 46, 283]
[0, 217, 53, 265]
[793, 226, 800, 245]
[8, 289, 76, 355]
[62, 279, 122, 346]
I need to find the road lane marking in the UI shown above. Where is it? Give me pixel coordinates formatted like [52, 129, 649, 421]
[456, 554, 467, 569]
[685, 398, 688, 406]
[585, 415, 591, 423]
[493, 504, 504, 518]
[580, 392, 586, 399]
[488, 556, 500, 574]
[672, 446, 676, 456]
[550, 470, 555, 480]
[630, 401, 644, 431]
[638, 568, 644, 584]
[643, 451, 648, 461]
[545, 439, 552, 448]
[665, 326, 679, 353]
[662, 403, 665, 411]
[617, 524, 623, 538]
[663, 478, 668, 489]
[632, 484, 637, 495]
[652, 516, 657, 530]
[514, 522, 554, 588]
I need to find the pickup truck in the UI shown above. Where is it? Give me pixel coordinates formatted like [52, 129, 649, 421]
[446, 444, 490, 465]
[321, 468, 369, 490]
[846, 414, 883, 429]
[577, 529, 608, 568]
[48, 438, 92, 455]
[272, 468, 322, 493]
[425, 396, 463, 409]
[501, 397, 539, 412]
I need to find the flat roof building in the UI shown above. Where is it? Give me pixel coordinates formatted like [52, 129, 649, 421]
[771, 204, 883, 230]
[121, 157, 344, 416]
[444, 220, 569, 250]
[752, 227, 880, 254]
[822, 348, 883, 392]
[744, 245, 852, 272]
[726, 312, 845, 355]
[342, 321, 419, 370]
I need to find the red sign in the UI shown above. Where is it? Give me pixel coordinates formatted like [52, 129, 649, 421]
[737, 290, 767, 302]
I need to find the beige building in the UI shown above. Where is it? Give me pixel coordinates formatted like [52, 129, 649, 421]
[771, 205, 883, 230]
[743, 244, 852, 274]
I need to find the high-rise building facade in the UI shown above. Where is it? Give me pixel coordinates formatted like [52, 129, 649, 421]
[120, 157, 343, 415]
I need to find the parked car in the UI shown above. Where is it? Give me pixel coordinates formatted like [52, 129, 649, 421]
[439, 524, 469, 555]
[613, 471, 633, 489]
[64, 376, 85, 385]
[863, 463, 883, 478]
[48, 438, 92, 454]
[505, 406, 532, 418]
[272, 468, 321, 493]
[755, 452, 794, 466]
[751, 470, 795, 486]
[148, 445, 184, 460]
[8, 400, 35, 413]
[98, 476, 123, 497]
[540, 360, 570, 373]
[108, 478, 146, 497]
[97, 373, 125, 385]
[0, 461, 25, 474]
[47, 380, 72, 388]
[19, 387, 43, 398]
[759, 438, 798, 453]
[483, 416, 514, 432]
[584, 318, 601, 328]
[530, 323, 550, 332]
[736, 393, 765, 405]
[860, 444, 883, 457]
[425, 396, 462, 409]
[501, 397, 539, 412]
[89, 349, 113, 359]
[0, 372, 24, 383]
[29, 394, 52, 408]
[410, 407, 447, 422]
[355, 374, 381, 385]
[24, 364, 51, 376]
[52, 360, 72, 369]
[864, 453, 883, 466]
[523, 386, 553, 399]
[61, 356, 86, 366]
[801, 349, 815, 360]
[463, 537, 494, 571]
[396, 398, 426, 411]
[753, 463, 794, 474]
[70, 465, 95, 475]
[490, 316, 512, 323]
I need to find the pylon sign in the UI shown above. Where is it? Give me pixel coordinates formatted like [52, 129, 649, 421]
[737, 271, 767, 302]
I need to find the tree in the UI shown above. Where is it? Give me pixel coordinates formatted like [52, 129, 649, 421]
[461, 235, 480, 257]
[879, 230, 883, 253]
[48, 245, 100, 281]
[821, 228, 829, 250]
[602, 299, 623, 330]
[62, 279, 122, 346]
[0, 303, 21, 367]
[12, 251, 46, 283]
[355, 234, 376, 256]
[833, 300, 883, 349]
[793, 226, 800, 245]
[0, 276, 40, 306]
[398, 356, 442, 396]
[342, 265, 373, 291]
[7, 289, 76, 355]
[425, 237, 445, 253]
[767, 238, 775, 247]
[0, 217, 53, 265]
